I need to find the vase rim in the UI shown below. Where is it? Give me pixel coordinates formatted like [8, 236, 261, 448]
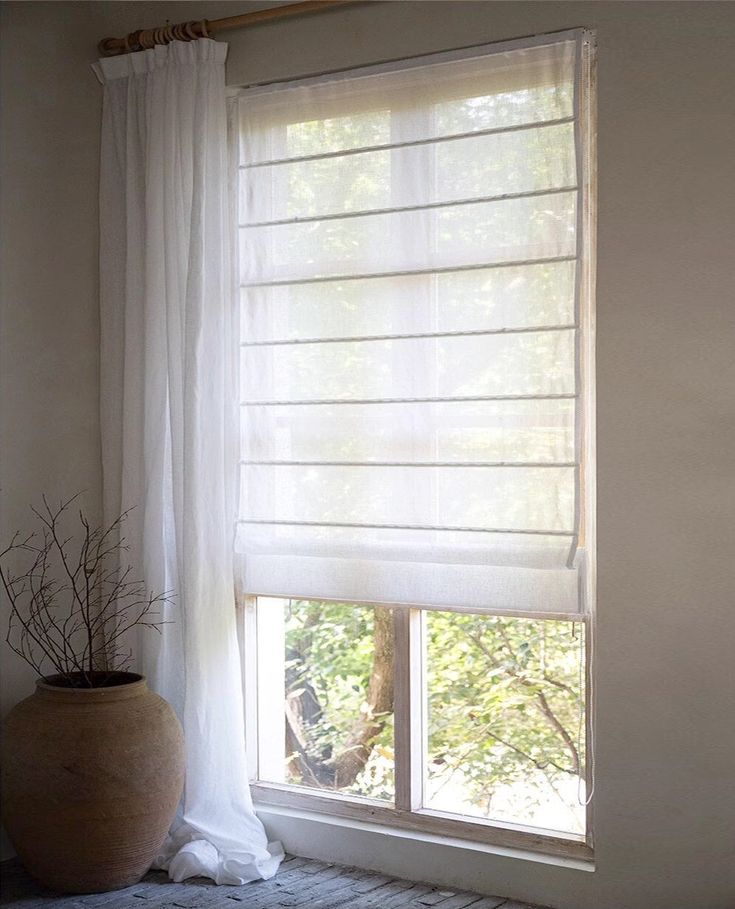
[36, 671, 148, 700]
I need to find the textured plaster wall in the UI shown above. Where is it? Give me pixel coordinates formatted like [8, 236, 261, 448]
[0, 3, 104, 752]
[1, 3, 734, 906]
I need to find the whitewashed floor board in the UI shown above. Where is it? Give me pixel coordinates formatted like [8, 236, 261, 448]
[0, 855, 549, 909]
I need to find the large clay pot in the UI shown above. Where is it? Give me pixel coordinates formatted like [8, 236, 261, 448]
[1, 671, 184, 893]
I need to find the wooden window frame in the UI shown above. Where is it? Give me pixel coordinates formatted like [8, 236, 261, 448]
[237, 597, 593, 861]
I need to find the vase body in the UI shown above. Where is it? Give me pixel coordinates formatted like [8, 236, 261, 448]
[1, 672, 185, 893]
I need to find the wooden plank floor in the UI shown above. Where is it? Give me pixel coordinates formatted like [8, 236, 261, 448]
[0, 855, 549, 909]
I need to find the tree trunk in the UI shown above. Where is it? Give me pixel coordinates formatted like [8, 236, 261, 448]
[333, 607, 394, 789]
[285, 607, 395, 790]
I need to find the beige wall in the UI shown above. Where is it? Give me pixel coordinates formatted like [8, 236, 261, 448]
[0, 0, 106, 854]
[0, 4, 104, 735]
[1, 2, 734, 907]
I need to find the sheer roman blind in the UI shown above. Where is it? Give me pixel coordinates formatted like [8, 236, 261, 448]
[235, 32, 593, 616]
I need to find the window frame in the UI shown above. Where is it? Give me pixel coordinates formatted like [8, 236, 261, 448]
[235, 27, 597, 862]
[237, 598, 593, 860]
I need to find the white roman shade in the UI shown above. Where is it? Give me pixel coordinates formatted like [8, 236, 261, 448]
[234, 32, 593, 617]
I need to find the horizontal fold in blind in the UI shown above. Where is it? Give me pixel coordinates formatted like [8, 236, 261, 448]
[235, 34, 589, 616]
[239, 191, 577, 285]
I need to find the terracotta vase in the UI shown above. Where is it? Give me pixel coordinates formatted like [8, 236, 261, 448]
[1, 672, 185, 893]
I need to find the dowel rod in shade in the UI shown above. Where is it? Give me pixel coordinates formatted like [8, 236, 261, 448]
[98, 0, 359, 57]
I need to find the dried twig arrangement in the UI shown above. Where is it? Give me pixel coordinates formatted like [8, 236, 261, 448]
[0, 494, 173, 688]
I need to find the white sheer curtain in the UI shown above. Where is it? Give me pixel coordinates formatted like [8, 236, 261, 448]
[94, 39, 282, 885]
[234, 35, 588, 618]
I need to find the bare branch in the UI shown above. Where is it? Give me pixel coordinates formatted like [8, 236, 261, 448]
[0, 495, 175, 688]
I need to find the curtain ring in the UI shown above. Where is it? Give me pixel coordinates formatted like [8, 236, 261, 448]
[199, 20, 210, 38]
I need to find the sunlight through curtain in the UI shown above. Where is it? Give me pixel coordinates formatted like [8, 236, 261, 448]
[234, 37, 588, 618]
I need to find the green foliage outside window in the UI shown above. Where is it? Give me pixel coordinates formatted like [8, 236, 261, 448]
[282, 600, 584, 831]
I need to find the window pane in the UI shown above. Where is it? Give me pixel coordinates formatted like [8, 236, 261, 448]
[425, 612, 585, 834]
[257, 598, 395, 801]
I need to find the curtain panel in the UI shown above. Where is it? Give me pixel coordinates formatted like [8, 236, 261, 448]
[94, 39, 282, 886]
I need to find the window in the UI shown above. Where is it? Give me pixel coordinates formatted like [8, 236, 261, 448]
[235, 29, 595, 858]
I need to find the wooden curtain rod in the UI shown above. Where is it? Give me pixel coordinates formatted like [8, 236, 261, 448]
[98, 0, 358, 57]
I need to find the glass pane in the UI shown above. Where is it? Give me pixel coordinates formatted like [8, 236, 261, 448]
[425, 613, 585, 834]
[257, 598, 395, 801]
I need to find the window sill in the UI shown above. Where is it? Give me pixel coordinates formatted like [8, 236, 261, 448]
[252, 783, 594, 871]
